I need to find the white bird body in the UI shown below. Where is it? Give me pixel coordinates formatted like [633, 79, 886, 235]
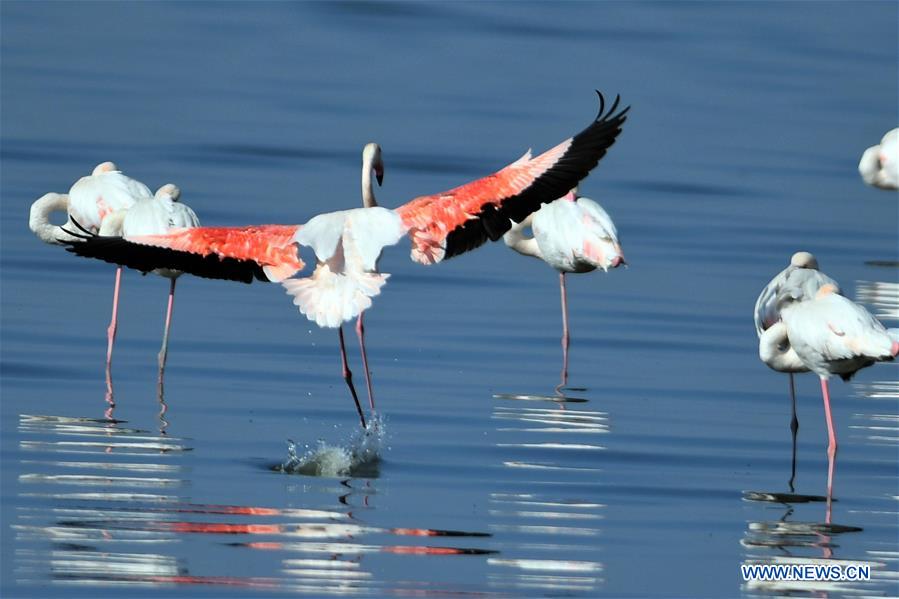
[754, 252, 837, 339]
[504, 189, 624, 388]
[508, 192, 624, 273]
[780, 285, 897, 380]
[68, 161, 152, 231]
[284, 206, 404, 328]
[858, 128, 898, 190]
[101, 184, 201, 280]
[776, 280, 898, 501]
[29, 162, 157, 380]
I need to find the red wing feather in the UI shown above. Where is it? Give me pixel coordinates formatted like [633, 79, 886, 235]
[65, 224, 303, 284]
[395, 91, 629, 264]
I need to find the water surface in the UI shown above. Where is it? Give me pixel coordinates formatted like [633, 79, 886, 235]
[2, 2, 897, 597]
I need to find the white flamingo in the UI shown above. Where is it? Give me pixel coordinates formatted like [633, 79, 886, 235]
[62, 92, 630, 428]
[777, 281, 899, 499]
[755, 252, 838, 434]
[29, 162, 152, 371]
[503, 187, 625, 388]
[858, 127, 898, 190]
[94, 183, 200, 376]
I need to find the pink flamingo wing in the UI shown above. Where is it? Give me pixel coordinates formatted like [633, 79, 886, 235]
[395, 92, 629, 265]
[65, 224, 303, 284]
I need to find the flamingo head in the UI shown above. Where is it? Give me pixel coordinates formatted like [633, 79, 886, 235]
[92, 161, 119, 175]
[363, 142, 384, 186]
[155, 183, 181, 202]
[790, 251, 818, 270]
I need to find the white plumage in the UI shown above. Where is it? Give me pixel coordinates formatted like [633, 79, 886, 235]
[858, 128, 898, 190]
[780, 284, 897, 380]
[287, 206, 404, 328]
[755, 251, 837, 373]
[68, 161, 152, 231]
[503, 188, 625, 388]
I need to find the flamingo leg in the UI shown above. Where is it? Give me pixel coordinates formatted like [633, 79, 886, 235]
[559, 272, 570, 389]
[338, 326, 366, 429]
[788, 373, 798, 492]
[158, 278, 177, 374]
[355, 311, 376, 412]
[106, 266, 123, 369]
[820, 377, 837, 503]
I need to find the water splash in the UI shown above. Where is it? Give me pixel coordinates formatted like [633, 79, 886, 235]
[278, 414, 385, 477]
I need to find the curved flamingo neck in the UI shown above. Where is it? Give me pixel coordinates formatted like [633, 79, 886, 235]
[29, 193, 78, 245]
[759, 322, 808, 373]
[503, 214, 542, 260]
[362, 154, 378, 208]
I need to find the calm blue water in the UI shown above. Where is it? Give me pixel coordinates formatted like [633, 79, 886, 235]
[2, 2, 897, 597]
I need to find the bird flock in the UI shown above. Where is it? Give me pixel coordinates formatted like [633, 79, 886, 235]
[28, 93, 898, 502]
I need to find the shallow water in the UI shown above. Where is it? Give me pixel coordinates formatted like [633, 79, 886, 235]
[2, 2, 898, 597]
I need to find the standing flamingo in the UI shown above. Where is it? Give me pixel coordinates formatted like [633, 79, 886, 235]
[755, 253, 838, 432]
[858, 128, 898, 190]
[29, 162, 152, 373]
[503, 187, 625, 389]
[777, 281, 899, 500]
[62, 92, 629, 428]
[94, 183, 200, 377]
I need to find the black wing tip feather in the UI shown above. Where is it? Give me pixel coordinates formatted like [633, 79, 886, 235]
[62, 219, 267, 284]
[443, 90, 629, 260]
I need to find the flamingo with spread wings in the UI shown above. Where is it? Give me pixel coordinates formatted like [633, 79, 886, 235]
[63, 92, 629, 427]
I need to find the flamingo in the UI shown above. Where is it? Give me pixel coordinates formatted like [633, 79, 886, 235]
[95, 183, 201, 377]
[502, 187, 625, 389]
[755, 253, 839, 436]
[777, 281, 899, 500]
[858, 128, 898, 190]
[62, 92, 630, 428]
[29, 162, 152, 372]
[333, 142, 383, 419]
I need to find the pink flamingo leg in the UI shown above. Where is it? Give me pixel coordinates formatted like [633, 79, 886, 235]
[355, 312, 376, 412]
[158, 278, 177, 373]
[338, 326, 367, 428]
[559, 272, 570, 388]
[820, 377, 838, 505]
[106, 266, 123, 369]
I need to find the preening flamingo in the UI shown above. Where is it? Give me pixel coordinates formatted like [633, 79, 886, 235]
[29, 162, 152, 371]
[63, 92, 630, 427]
[858, 128, 898, 190]
[90, 183, 201, 376]
[503, 187, 625, 388]
[777, 281, 899, 499]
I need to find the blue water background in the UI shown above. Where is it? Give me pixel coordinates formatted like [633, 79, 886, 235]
[2, 2, 897, 597]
